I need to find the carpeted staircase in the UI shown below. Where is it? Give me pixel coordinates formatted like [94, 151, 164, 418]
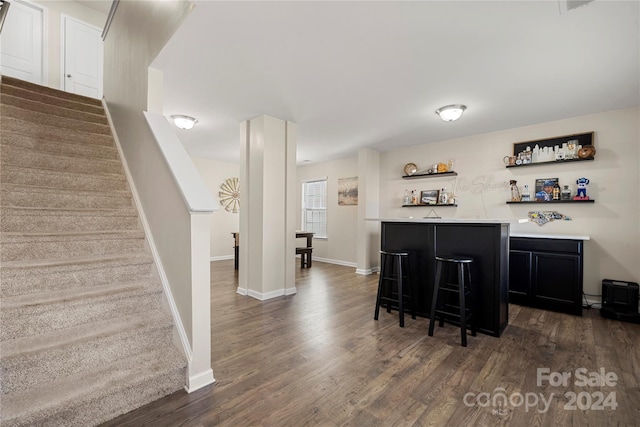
[0, 76, 186, 426]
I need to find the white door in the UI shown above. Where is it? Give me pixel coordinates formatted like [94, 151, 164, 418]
[62, 15, 103, 99]
[0, 0, 44, 83]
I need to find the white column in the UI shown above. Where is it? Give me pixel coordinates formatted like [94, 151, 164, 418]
[356, 148, 380, 275]
[238, 115, 297, 299]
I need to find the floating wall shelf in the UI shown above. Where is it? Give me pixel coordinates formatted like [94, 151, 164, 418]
[402, 204, 458, 208]
[505, 158, 594, 168]
[506, 200, 595, 204]
[402, 171, 458, 179]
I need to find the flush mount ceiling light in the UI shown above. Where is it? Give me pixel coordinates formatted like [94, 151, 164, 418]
[435, 104, 467, 122]
[170, 115, 198, 130]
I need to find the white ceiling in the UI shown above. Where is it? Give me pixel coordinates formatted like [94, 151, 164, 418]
[151, 0, 640, 164]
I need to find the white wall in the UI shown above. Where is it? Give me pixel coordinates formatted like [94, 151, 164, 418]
[297, 156, 359, 266]
[379, 107, 640, 299]
[300, 108, 639, 300]
[191, 157, 239, 260]
[201, 108, 638, 304]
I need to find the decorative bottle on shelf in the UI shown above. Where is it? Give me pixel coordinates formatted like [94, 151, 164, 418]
[439, 187, 448, 205]
[561, 185, 571, 200]
[412, 190, 418, 205]
[509, 180, 521, 202]
[404, 189, 411, 206]
[552, 183, 561, 200]
[521, 184, 530, 201]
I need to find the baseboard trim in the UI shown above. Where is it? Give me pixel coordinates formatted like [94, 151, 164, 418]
[313, 257, 357, 268]
[210, 255, 234, 261]
[312, 257, 379, 275]
[185, 368, 215, 393]
[248, 288, 283, 301]
[236, 287, 298, 301]
[285, 287, 297, 296]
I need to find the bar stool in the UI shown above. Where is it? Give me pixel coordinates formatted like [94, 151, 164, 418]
[374, 250, 416, 327]
[428, 255, 477, 346]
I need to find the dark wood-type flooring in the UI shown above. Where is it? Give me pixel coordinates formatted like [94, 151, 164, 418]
[101, 260, 640, 426]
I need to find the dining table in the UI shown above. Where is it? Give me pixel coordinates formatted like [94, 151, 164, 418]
[231, 231, 314, 269]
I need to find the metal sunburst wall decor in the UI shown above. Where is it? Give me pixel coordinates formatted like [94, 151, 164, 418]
[219, 178, 239, 213]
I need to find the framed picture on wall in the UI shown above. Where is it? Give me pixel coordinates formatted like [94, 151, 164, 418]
[338, 176, 358, 205]
[420, 190, 439, 205]
[534, 178, 558, 201]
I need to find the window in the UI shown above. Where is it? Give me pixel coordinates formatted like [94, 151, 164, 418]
[302, 179, 327, 238]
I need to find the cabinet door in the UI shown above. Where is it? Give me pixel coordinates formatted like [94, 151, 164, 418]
[532, 252, 582, 314]
[509, 250, 532, 305]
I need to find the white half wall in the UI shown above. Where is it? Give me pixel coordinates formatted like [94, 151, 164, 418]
[103, 0, 215, 393]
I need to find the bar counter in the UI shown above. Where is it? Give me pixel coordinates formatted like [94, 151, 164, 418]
[371, 218, 510, 337]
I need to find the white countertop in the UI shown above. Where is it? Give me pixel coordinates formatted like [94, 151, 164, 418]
[366, 217, 515, 224]
[510, 232, 590, 240]
[366, 218, 590, 240]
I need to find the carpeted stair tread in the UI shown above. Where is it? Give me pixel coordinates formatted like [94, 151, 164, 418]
[1, 161, 125, 180]
[1, 209, 139, 232]
[1, 229, 145, 239]
[1, 310, 172, 359]
[0, 183, 132, 209]
[0, 310, 175, 395]
[1, 229, 147, 262]
[1, 116, 115, 147]
[1, 104, 111, 135]
[0, 348, 185, 426]
[1, 131, 119, 160]
[1, 206, 137, 215]
[0, 253, 154, 298]
[1, 207, 140, 233]
[1, 75, 103, 107]
[0, 280, 164, 341]
[0, 252, 152, 270]
[1, 93, 108, 125]
[1, 164, 129, 192]
[1, 279, 159, 309]
[1, 83, 105, 115]
[1, 143, 124, 174]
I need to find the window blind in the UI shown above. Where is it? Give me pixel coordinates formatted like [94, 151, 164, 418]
[302, 179, 327, 238]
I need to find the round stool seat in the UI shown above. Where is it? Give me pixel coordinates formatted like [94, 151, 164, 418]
[381, 250, 410, 257]
[435, 255, 473, 264]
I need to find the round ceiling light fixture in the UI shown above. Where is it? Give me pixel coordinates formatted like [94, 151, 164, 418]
[170, 115, 198, 130]
[435, 104, 467, 122]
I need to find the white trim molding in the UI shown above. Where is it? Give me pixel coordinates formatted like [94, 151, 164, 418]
[245, 287, 297, 301]
[210, 255, 234, 261]
[186, 368, 215, 393]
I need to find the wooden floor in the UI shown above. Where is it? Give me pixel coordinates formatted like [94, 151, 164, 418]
[101, 260, 640, 426]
